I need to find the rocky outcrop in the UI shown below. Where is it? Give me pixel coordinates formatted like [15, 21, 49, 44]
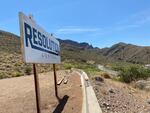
[135, 80, 150, 91]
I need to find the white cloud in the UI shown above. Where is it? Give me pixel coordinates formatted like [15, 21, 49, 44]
[56, 9, 150, 37]
[56, 26, 101, 34]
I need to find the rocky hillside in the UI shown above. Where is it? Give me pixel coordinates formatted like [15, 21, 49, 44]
[1, 29, 150, 78]
[58, 39, 107, 63]
[101, 42, 150, 64]
[58, 39, 94, 50]
[59, 39, 150, 64]
[0, 30, 107, 78]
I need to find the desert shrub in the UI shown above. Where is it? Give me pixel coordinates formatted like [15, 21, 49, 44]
[14, 62, 22, 67]
[63, 63, 73, 69]
[12, 71, 23, 77]
[15, 72, 23, 77]
[76, 63, 100, 76]
[119, 65, 150, 83]
[24, 65, 32, 75]
[83, 67, 99, 75]
[63, 62, 100, 76]
[0, 73, 8, 79]
[110, 62, 140, 72]
[111, 65, 124, 71]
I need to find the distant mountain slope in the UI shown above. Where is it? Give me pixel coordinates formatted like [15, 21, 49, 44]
[58, 39, 106, 62]
[1, 29, 150, 78]
[0, 31, 20, 54]
[1, 30, 150, 65]
[0, 30, 107, 78]
[58, 39, 94, 50]
[0, 30, 106, 63]
[101, 42, 150, 64]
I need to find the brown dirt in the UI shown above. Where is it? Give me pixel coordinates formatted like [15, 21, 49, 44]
[92, 78, 150, 113]
[0, 70, 82, 113]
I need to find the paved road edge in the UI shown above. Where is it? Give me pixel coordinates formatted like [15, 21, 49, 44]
[75, 69, 102, 113]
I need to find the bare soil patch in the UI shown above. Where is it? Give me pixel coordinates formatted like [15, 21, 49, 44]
[0, 70, 82, 113]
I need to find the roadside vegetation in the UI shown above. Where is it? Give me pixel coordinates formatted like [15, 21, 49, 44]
[0, 53, 100, 79]
[110, 62, 150, 83]
[0, 31, 104, 79]
[63, 60, 101, 77]
[1, 30, 150, 82]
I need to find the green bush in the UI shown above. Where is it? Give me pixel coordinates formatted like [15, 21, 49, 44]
[75, 63, 100, 76]
[14, 71, 23, 77]
[24, 66, 32, 75]
[119, 65, 150, 83]
[111, 65, 124, 71]
[63, 63, 73, 69]
[0, 73, 8, 79]
[110, 62, 138, 71]
[63, 62, 100, 76]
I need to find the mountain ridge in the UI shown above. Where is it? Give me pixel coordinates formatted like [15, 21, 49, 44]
[101, 42, 150, 64]
[0, 29, 150, 64]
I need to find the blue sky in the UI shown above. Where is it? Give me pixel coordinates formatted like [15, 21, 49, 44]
[0, 0, 150, 48]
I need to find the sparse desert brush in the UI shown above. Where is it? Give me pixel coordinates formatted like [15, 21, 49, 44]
[118, 65, 150, 83]
[14, 62, 22, 67]
[12, 71, 23, 77]
[24, 65, 32, 75]
[0, 72, 8, 79]
[63, 63, 74, 69]
[63, 61, 101, 77]
[80, 64, 101, 77]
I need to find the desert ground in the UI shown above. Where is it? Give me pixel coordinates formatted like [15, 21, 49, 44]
[0, 70, 82, 113]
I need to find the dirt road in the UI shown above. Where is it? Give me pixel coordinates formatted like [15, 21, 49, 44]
[0, 70, 82, 113]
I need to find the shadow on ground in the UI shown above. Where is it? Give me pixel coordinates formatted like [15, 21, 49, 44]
[53, 95, 69, 113]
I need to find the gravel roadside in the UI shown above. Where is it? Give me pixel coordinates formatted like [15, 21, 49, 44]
[92, 78, 150, 113]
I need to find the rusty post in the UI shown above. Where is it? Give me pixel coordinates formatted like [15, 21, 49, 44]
[53, 64, 58, 98]
[33, 64, 41, 113]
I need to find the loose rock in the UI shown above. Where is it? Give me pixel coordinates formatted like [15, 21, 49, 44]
[95, 76, 104, 82]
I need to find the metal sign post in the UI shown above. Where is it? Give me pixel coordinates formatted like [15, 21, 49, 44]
[33, 64, 41, 113]
[53, 64, 58, 98]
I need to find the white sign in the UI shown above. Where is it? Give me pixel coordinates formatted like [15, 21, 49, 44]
[19, 12, 61, 64]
